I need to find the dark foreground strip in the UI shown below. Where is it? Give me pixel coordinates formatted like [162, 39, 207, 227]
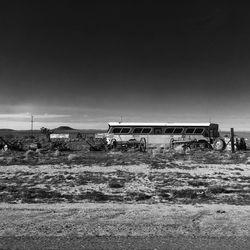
[0, 236, 250, 250]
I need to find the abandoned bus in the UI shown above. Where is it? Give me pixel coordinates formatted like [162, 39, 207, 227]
[99, 122, 223, 150]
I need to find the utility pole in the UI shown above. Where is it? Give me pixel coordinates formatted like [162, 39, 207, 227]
[231, 128, 235, 153]
[31, 115, 34, 136]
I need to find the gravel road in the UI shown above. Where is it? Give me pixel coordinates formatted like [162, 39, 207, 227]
[1, 203, 250, 249]
[1, 236, 250, 250]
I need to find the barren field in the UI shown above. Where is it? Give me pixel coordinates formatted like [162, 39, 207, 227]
[1, 148, 250, 205]
[1, 203, 250, 237]
[2, 134, 250, 248]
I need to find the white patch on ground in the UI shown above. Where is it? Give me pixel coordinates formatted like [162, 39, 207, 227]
[1, 163, 250, 175]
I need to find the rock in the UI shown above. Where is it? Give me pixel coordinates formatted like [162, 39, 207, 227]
[68, 154, 78, 161]
[24, 150, 36, 161]
[108, 151, 123, 156]
[151, 148, 161, 157]
[24, 150, 35, 157]
[246, 157, 250, 164]
[35, 148, 43, 157]
[54, 150, 61, 157]
[216, 210, 226, 214]
[6, 157, 14, 164]
[174, 145, 185, 153]
[108, 179, 125, 188]
[29, 143, 38, 151]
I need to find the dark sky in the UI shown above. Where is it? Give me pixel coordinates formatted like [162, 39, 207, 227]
[0, 0, 250, 130]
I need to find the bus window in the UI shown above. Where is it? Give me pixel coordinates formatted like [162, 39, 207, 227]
[133, 127, 143, 134]
[112, 127, 122, 133]
[186, 128, 195, 134]
[194, 128, 204, 134]
[121, 127, 131, 133]
[165, 127, 174, 134]
[173, 128, 183, 134]
[142, 128, 152, 134]
[154, 128, 162, 134]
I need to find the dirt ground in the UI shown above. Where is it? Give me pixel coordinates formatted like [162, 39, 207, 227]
[1, 203, 250, 237]
[1, 135, 250, 243]
[0, 147, 250, 249]
[1, 149, 250, 205]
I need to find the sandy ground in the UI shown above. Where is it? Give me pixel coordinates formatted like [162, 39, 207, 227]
[0, 202, 250, 237]
[1, 159, 250, 204]
[1, 151, 250, 249]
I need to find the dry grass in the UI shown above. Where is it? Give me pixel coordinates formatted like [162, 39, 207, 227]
[1, 150, 250, 204]
[1, 131, 250, 205]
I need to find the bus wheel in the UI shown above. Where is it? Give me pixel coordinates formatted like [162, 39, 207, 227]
[213, 138, 226, 151]
[139, 138, 147, 152]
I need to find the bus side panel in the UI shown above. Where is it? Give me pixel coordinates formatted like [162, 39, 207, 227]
[108, 134, 209, 147]
[110, 134, 173, 148]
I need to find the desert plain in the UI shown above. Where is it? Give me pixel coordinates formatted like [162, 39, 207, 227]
[1, 130, 250, 249]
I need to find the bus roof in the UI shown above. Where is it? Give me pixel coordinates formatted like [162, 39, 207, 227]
[108, 122, 216, 127]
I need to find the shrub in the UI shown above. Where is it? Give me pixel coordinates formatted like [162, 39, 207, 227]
[127, 191, 152, 201]
[79, 191, 108, 201]
[208, 186, 226, 194]
[67, 154, 78, 161]
[108, 178, 125, 188]
[24, 150, 36, 161]
[54, 149, 60, 157]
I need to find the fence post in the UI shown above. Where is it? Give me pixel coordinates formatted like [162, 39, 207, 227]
[231, 128, 235, 153]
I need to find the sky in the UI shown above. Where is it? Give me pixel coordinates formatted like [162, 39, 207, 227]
[0, 1, 250, 130]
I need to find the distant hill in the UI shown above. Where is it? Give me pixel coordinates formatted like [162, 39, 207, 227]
[55, 126, 75, 131]
[78, 129, 106, 133]
[0, 129, 15, 132]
